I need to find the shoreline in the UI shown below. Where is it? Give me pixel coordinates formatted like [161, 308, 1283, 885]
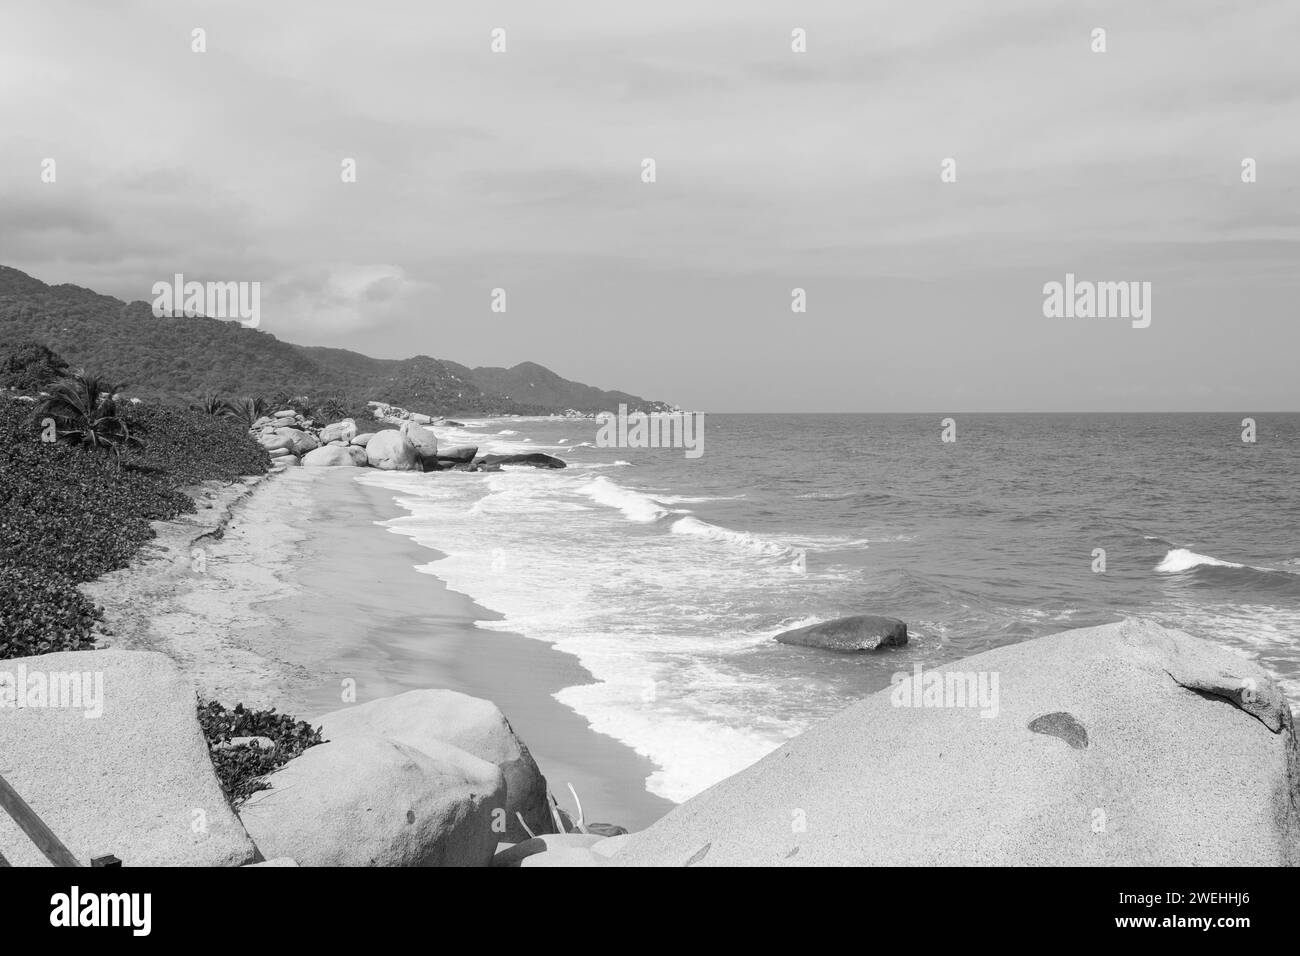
[83, 465, 673, 831]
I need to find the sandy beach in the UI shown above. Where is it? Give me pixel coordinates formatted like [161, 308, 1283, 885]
[83, 466, 673, 832]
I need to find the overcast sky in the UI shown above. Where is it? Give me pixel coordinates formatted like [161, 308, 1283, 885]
[2, 0, 1297, 411]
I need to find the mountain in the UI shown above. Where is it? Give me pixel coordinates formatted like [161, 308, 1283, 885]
[0, 266, 669, 415]
[469, 361, 673, 413]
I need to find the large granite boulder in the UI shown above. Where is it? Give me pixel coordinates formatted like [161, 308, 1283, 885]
[351, 433, 376, 447]
[238, 734, 505, 867]
[492, 832, 605, 867]
[301, 445, 365, 467]
[0, 649, 257, 866]
[319, 419, 357, 444]
[400, 422, 439, 463]
[611, 620, 1300, 866]
[315, 690, 552, 844]
[365, 430, 419, 471]
[775, 615, 907, 652]
[519, 845, 607, 867]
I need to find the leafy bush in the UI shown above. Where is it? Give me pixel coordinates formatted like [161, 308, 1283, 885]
[0, 396, 270, 658]
[197, 700, 325, 806]
[120, 402, 271, 485]
[0, 340, 69, 391]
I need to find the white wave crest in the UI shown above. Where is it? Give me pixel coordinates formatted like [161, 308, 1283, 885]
[1156, 548, 1244, 573]
[670, 516, 796, 557]
[578, 476, 669, 523]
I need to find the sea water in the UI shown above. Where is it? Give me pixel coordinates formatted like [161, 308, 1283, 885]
[358, 413, 1300, 803]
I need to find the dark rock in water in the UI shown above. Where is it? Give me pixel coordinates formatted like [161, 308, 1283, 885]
[444, 420, 465, 427]
[585, 822, 629, 838]
[475, 453, 567, 469]
[436, 444, 478, 464]
[774, 615, 907, 652]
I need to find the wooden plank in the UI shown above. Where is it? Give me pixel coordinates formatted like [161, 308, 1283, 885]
[0, 773, 82, 867]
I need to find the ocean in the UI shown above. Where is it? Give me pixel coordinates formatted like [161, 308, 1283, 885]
[358, 413, 1300, 804]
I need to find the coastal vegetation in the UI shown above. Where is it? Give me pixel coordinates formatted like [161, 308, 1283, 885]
[0, 264, 671, 416]
[197, 700, 326, 807]
[0, 352, 271, 658]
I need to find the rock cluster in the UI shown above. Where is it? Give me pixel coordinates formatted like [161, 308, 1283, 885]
[0, 649, 600, 866]
[251, 408, 565, 473]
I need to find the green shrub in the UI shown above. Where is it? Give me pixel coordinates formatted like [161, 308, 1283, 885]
[0, 340, 69, 392]
[196, 700, 325, 807]
[0, 396, 270, 658]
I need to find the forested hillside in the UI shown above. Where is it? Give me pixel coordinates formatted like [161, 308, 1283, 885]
[0, 266, 669, 415]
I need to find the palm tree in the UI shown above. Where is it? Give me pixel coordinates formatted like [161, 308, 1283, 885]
[313, 397, 348, 423]
[190, 391, 225, 416]
[221, 395, 269, 428]
[34, 373, 138, 460]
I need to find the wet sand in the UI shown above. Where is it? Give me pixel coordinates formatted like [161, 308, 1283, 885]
[88, 465, 671, 831]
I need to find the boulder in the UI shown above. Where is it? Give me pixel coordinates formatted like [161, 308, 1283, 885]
[611, 620, 1300, 866]
[436, 445, 478, 464]
[775, 615, 907, 652]
[591, 834, 633, 859]
[351, 433, 376, 447]
[492, 832, 604, 867]
[274, 427, 319, 456]
[319, 419, 358, 444]
[260, 435, 295, 453]
[365, 430, 419, 471]
[408, 413, 434, 425]
[301, 445, 363, 468]
[475, 453, 566, 470]
[238, 735, 505, 867]
[272, 455, 300, 467]
[273, 409, 296, 419]
[0, 649, 257, 866]
[401, 422, 439, 461]
[520, 846, 607, 867]
[267, 446, 292, 459]
[315, 690, 552, 843]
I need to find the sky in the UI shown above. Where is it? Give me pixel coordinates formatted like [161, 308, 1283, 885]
[1, 0, 1297, 411]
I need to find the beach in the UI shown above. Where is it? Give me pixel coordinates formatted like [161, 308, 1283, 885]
[83, 466, 673, 832]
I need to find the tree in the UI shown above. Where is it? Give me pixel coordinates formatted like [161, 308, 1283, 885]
[221, 395, 269, 428]
[34, 372, 138, 460]
[0, 341, 70, 392]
